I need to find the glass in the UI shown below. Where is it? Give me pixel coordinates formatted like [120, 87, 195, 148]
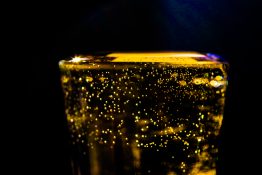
[59, 52, 228, 175]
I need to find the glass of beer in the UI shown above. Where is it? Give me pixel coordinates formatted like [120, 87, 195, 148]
[59, 52, 228, 175]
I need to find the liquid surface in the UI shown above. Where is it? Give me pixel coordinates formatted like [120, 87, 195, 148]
[60, 59, 227, 175]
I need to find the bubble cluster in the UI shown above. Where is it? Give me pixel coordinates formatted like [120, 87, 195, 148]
[60, 62, 227, 175]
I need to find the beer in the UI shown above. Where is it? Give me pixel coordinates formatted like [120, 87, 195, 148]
[59, 52, 228, 175]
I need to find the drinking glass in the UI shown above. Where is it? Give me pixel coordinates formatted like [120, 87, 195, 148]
[59, 52, 228, 175]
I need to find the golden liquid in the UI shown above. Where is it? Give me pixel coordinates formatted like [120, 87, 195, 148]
[60, 60, 227, 175]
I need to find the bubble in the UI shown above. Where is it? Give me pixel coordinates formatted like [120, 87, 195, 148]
[85, 76, 93, 82]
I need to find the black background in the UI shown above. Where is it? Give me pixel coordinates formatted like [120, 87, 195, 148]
[14, 0, 262, 174]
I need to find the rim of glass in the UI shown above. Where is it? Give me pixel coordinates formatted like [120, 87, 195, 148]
[58, 52, 228, 70]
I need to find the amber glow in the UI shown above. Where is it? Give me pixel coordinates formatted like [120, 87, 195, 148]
[59, 52, 227, 175]
[108, 52, 206, 57]
[108, 52, 208, 63]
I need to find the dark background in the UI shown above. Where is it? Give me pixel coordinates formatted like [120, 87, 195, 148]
[18, 0, 262, 174]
